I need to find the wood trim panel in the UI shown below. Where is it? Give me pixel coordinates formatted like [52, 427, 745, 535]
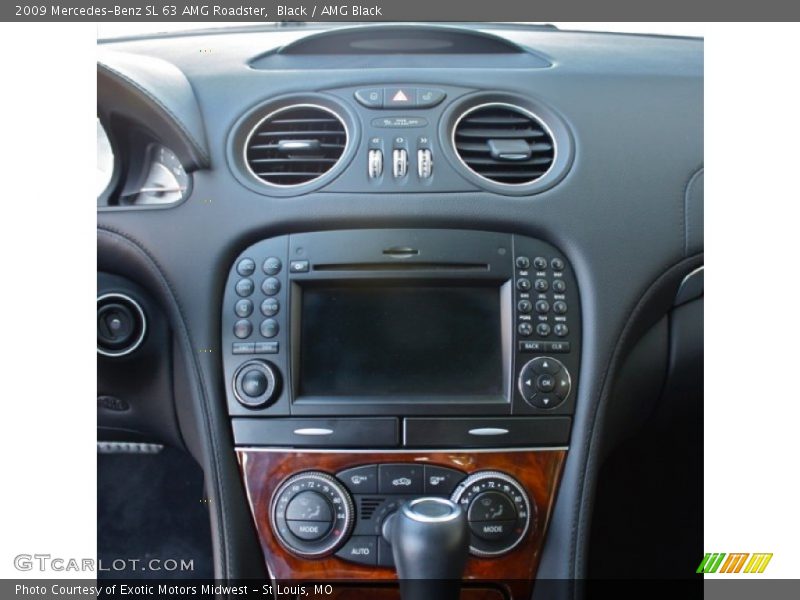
[237, 448, 566, 600]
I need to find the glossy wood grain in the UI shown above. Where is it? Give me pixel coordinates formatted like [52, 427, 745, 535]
[237, 448, 566, 600]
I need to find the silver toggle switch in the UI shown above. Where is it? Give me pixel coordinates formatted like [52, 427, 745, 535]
[392, 148, 408, 178]
[417, 149, 433, 179]
[368, 149, 383, 179]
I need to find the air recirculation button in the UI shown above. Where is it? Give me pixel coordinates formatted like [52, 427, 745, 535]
[97, 293, 147, 357]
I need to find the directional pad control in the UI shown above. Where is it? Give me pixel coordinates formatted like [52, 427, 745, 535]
[518, 357, 571, 409]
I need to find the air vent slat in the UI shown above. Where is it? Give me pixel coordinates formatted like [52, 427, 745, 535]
[248, 143, 344, 151]
[453, 104, 555, 186]
[455, 128, 546, 139]
[249, 158, 339, 165]
[465, 156, 552, 166]
[256, 130, 345, 138]
[246, 105, 347, 186]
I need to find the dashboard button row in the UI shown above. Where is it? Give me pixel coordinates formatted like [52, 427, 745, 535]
[232, 341, 279, 355]
[519, 340, 570, 353]
[354, 87, 446, 109]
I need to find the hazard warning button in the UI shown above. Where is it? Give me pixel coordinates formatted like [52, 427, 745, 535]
[384, 87, 417, 108]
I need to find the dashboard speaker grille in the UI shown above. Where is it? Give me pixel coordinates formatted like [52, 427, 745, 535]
[453, 103, 555, 185]
[245, 105, 347, 186]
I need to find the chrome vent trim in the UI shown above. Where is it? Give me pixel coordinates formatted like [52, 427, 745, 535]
[244, 103, 348, 187]
[452, 102, 556, 186]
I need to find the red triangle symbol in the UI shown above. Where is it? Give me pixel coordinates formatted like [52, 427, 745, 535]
[392, 90, 409, 102]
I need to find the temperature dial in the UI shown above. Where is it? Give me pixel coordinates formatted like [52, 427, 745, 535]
[271, 471, 354, 558]
[450, 471, 534, 557]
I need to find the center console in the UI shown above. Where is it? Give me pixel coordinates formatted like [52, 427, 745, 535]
[222, 229, 581, 598]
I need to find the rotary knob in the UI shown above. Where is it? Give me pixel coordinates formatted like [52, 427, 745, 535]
[450, 471, 534, 557]
[271, 471, 354, 558]
[233, 360, 280, 408]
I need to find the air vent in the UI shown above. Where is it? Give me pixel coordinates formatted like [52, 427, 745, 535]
[453, 103, 555, 185]
[245, 104, 347, 186]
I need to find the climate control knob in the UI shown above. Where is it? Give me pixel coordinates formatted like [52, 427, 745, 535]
[450, 471, 533, 557]
[271, 471, 354, 558]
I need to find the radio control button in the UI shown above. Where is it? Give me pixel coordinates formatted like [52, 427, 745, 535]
[553, 279, 567, 293]
[533, 257, 547, 270]
[235, 299, 254, 318]
[290, 260, 310, 273]
[554, 323, 569, 337]
[241, 368, 268, 397]
[517, 322, 533, 337]
[530, 357, 561, 375]
[536, 323, 551, 337]
[232, 342, 255, 355]
[234, 319, 252, 339]
[255, 342, 279, 354]
[534, 279, 549, 292]
[517, 299, 532, 313]
[261, 297, 280, 317]
[545, 341, 570, 353]
[235, 278, 254, 297]
[515, 256, 530, 269]
[528, 394, 561, 409]
[236, 258, 256, 276]
[519, 341, 545, 353]
[555, 374, 572, 399]
[516, 278, 531, 291]
[535, 300, 550, 314]
[262, 277, 281, 296]
[536, 374, 556, 393]
[263, 257, 282, 275]
[260, 319, 279, 338]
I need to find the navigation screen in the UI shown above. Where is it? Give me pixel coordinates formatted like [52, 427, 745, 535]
[298, 284, 503, 397]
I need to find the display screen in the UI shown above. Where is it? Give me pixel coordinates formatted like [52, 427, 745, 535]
[298, 284, 504, 397]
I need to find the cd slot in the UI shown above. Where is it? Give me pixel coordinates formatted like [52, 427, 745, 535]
[312, 262, 490, 272]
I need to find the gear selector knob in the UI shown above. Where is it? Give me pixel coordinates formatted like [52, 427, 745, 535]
[389, 497, 469, 600]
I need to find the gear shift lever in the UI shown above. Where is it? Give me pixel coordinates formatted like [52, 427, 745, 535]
[386, 497, 469, 600]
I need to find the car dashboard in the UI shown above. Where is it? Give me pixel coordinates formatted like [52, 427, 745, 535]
[97, 23, 703, 598]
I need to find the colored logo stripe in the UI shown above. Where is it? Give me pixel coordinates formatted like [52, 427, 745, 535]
[744, 553, 773, 573]
[697, 553, 726, 573]
[698, 552, 772, 574]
